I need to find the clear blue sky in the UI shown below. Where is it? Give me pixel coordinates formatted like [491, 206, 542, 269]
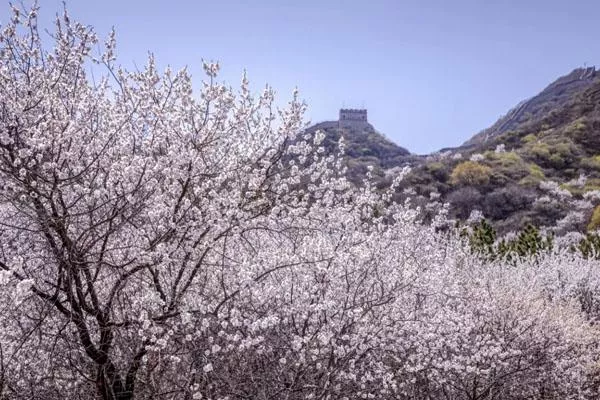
[3, 1, 600, 154]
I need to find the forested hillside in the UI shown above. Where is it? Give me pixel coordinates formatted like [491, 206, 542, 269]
[314, 67, 600, 233]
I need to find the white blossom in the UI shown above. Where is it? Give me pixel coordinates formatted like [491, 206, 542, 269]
[470, 153, 485, 162]
[0, 4, 598, 400]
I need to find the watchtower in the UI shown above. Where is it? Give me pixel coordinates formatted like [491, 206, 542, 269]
[339, 109, 368, 129]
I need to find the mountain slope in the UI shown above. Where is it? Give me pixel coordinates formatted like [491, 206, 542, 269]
[464, 66, 598, 147]
[308, 67, 600, 233]
[403, 66, 600, 233]
[305, 121, 415, 186]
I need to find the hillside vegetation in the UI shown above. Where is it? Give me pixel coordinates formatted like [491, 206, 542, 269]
[305, 121, 416, 187]
[312, 67, 600, 233]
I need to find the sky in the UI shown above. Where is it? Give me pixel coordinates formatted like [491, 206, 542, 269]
[2, 0, 600, 154]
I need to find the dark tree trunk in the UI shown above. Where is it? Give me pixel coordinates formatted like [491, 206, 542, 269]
[97, 362, 133, 400]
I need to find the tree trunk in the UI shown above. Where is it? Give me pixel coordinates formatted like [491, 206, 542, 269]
[97, 362, 133, 400]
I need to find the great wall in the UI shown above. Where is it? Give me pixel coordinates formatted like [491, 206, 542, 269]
[338, 109, 369, 129]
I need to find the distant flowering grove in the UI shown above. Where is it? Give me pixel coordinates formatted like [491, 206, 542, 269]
[1, 4, 600, 400]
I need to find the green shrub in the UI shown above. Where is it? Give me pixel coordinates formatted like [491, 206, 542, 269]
[465, 221, 553, 262]
[529, 142, 551, 159]
[487, 151, 529, 180]
[587, 205, 600, 231]
[526, 139, 578, 168]
[521, 134, 537, 144]
[463, 220, 496, 259]
[518, 163, 545, 187]
[583, 178, 600, 192]
[549, 153, 565, 168]
[450, 161, 492, 186]
[427, 162, 450, 181]
[581, 155, 600, 171]
[528, 163, 545, 179]
[564, 118, 587, 136]
[576, 232, 600, 258]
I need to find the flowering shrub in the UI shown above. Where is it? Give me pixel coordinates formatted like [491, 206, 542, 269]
[0, 5, 599, 400]
[469, 153, 485, 162]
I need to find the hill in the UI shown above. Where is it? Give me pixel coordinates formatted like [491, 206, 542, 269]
[464, 66, 598, 147]
[400, 66, 600, 233]
[304, 121, 416, 187]
[312, 67, 600, 233]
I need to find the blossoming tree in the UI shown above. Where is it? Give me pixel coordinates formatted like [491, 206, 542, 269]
[0, 4, 599, 400]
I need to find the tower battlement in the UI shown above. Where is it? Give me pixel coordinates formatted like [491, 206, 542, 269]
[339, 109, 368, 129]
